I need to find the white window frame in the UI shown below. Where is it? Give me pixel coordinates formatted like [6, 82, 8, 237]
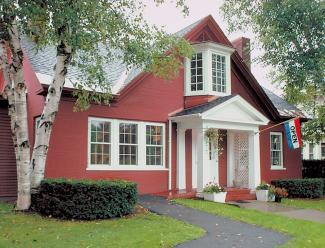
[184, 42, 233, 97]
[119, 122, 138, 166]
[87, 117, 166, 171]
[270, 132, 284, 170]
[146, 125, 164, 166]
[321, 143, 325, 159]
[309, 143, 315, 160]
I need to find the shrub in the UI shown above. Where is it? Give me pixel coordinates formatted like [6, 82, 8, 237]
[31, 178, 137, 220]
[271, 178, 324, 198]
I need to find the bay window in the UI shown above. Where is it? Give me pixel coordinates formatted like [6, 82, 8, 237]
[185, 42, 234, 97]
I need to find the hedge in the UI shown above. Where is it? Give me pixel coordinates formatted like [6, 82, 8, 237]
[271, 178, 324, 198]
[31, 178, 137, 220]
[302, 160, 325, 178]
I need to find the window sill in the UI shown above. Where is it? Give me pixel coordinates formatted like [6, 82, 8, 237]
[270, 166, 286, 171]
[87, 165, 168, 171]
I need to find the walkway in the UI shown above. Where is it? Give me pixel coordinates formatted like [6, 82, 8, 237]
[230, 200, 325, 224]
[139, 195, 289, 248]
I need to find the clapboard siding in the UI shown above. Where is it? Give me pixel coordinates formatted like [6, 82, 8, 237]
[0, 101, 17, 197]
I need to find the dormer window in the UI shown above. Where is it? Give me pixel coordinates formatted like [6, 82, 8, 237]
[185, 42, 234, 97]
[190, 53, 203, 91]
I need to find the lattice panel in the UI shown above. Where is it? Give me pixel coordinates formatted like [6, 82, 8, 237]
[234, 133, 249, 188]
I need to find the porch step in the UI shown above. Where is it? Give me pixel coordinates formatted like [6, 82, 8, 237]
[153, 190, 197, 200]
[225, 188, 256, 202]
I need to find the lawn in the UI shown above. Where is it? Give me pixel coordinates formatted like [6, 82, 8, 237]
[0, 203, 204, 248]
[281, 198, 325, 212]
[175, 199, 325, 248]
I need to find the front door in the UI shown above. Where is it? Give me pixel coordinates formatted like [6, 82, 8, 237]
[233, 133, 249, 188]
[208, 139, 218, 183]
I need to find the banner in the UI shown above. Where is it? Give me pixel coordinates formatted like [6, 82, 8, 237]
[284, 118, 302, 149]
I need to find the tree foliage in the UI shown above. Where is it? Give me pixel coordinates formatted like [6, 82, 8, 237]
[222, 0, 325, 142]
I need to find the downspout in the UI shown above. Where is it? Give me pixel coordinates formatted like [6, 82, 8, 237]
[168, 119, 172, 191]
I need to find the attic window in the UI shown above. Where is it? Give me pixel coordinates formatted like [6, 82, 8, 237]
[190, 53, 203, 91]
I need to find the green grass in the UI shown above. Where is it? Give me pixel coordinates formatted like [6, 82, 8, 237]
[0, 203, 204, 248]
[281, 198, 325, 212]
[175, 199, 325, 248]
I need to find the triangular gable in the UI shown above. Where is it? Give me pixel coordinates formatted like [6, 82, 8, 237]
[202, 95, 269, 125]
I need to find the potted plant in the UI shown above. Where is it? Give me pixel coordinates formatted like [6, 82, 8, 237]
[203, 182, 227, 203]
[274, 187, 288, 202]
[256, 183, 275, 202]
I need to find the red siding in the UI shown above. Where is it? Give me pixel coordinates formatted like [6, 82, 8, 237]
[260, 123, 302, 182]
[0, 101, 17, 198]
[44, 73, 185, 194]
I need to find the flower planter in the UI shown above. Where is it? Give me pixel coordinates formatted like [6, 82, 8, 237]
[256, 190, 269, 202]
[203, 192, 227, 203]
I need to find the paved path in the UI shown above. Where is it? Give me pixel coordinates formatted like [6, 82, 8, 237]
[230, 200, 325, 224]
[139, 195, 289, 248]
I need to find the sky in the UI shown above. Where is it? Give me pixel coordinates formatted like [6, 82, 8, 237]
[142, 0, 280, 94]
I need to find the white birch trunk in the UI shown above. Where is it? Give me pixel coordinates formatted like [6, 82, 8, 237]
[31, 41, 72, 190]
[7, 20, 31, 210]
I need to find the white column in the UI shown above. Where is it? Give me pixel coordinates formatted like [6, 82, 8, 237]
[196, 125, 210, 192]
[177, 127, 186, 190]
[248, 131, 261, 189]
[191, 129, 198, 189]
[227, 131, 234, 187]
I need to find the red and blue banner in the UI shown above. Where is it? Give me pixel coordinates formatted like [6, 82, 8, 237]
[284, 118, 302, 149]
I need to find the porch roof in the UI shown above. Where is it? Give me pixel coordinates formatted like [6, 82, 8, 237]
[174, 95, 236, 117]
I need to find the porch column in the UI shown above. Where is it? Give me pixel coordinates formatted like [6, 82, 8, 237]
[248, 131, 261, 189]
[196, 126, 210, 192]
[227, 131, 235, 187]
[177, 127, 186, 190]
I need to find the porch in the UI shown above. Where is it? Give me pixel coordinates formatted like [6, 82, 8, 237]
[169, 95, 269, 200]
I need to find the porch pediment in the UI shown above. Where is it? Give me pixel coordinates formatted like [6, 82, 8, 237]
[172, 95, 269, 126]
[202, 95, 269, 125]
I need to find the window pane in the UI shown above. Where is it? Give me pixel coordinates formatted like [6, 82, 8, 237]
[190, 53, 203, 92]
[270, 134, 282, 166]
[212, 53, 226, 93]
[146, 126, 163, 166]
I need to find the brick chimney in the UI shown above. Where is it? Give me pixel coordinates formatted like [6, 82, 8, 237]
[231, 37, 251, 70]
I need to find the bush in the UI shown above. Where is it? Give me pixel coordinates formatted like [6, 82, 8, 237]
[271, 178, 324, 198]
[302, 160, 325, 178]
[31, 178, 137, 220]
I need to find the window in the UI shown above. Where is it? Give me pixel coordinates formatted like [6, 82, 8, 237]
[270, 133, 283, 167]
[89, 120, 111, 165]
[119, 123, 138, 165]
[212, 53, 226, 93]
[190, 53, 203, 91]
[146, 125, 163, 165]
[322, 143, 325, 159]
[309, 143, 314, 160]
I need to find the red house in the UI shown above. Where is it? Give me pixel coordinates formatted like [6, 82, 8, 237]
[0, 16, 305, 200]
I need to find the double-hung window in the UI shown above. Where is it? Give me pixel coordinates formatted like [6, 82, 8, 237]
[89, 120, 111, 165]
[309, 143, 315, 159]
[270, 132, 283, 168]
[146, 125, 163, 165]
[119, 123, 138, 165]
[212, 53, 226, 93]
[190, 53, 203, 91]
[321, 143, 325, 159]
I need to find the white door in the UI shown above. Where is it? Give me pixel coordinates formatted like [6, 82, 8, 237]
[233, 133, 249, 188]
[208, 139, 218, 183]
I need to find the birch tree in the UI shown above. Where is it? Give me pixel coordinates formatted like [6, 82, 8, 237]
[0, 0, 193, 210]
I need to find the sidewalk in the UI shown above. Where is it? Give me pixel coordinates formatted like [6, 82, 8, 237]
[229, 200, 325, 224]
[139, 195, 289, 248]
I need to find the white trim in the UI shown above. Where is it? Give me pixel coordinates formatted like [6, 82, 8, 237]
[270, 132, 284, 168]
[87, 117, 166, 170]
[168, 120, 172, 190]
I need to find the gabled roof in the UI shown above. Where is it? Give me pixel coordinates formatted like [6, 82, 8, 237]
[19, 15, 303, 120]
